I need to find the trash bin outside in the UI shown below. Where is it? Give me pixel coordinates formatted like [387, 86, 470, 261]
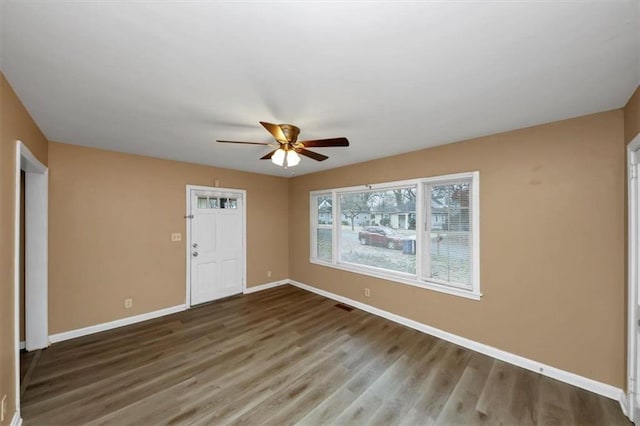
[402, 238, 416, 255]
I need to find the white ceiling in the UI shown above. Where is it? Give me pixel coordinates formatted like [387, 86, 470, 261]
[1, 1, 639, 177]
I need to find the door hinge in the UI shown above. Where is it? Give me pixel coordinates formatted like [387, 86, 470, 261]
[184, 214, 194, 219]
[630, 164, 637, 180]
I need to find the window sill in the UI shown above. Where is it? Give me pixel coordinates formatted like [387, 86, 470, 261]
[309, 258, 482, 301]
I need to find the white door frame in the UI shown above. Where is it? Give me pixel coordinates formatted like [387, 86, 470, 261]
[627, 133, 640, 422]
[185, 185, 247, 308]
[14, 141, 48, 417]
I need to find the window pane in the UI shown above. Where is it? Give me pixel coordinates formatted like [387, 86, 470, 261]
[226, 198, 237, 209]
[339, 188, 416, 274]
[197, 196, 208, 209]
[316, 228, 332, 261]
[429, 182, 471, 286]
[317, 195, 333, 225]
[314, 194, 332, 261]
[209, 197, 219, 209]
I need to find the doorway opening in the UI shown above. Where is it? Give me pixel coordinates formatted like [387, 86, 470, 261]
[14, 141, 48, 422]
[185, 185, 246, 308]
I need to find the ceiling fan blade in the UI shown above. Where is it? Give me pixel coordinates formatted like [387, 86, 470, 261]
[298, 137, 349, 148]
[296, 148, 328, 161]
[216, 140, 272, 146]
[260, 149, 278, 160]
[260, 121, 287, 142]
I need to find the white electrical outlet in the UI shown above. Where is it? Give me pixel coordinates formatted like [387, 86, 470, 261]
[124, 298, 133, 309]
[267, 270, 272, 278]
[364, 288, 371, 297]
[171, 233, 181, 242]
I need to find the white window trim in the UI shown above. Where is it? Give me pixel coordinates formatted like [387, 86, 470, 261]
[310, 171, 481, 301]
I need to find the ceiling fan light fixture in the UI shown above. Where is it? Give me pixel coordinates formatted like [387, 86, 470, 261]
[287, 150, 301, 167]
[271, 148, 286, 166]
[271, 148, 300, 168]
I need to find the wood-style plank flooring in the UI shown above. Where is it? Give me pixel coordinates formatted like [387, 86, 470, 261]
[20, 285, 630, 425]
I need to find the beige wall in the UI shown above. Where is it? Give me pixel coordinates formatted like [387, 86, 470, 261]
[0, 72, 48, 426]
[625, 85, 640, 144]
[48, 142, 289, 334]
[289, 110, 626, 388]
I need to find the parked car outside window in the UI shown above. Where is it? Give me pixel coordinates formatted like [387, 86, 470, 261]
[357, 227, 406, 250]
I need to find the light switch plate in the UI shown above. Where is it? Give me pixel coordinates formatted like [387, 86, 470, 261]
[171, 233, 181, 242]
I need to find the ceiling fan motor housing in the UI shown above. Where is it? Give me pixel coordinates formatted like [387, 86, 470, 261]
[279, 124, 300, 144]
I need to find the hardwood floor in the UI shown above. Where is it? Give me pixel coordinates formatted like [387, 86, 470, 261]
[20, 285, 629, 425]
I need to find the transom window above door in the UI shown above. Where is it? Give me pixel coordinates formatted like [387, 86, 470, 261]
[197, 196, 238, 209]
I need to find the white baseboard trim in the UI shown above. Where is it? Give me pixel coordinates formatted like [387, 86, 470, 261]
[288, 279, 625, 402]
[19, 341, 25, 350]
[49, 304, 187, 344]
[47, 280, 289, 346]
[619, 392, 629, 417]
[10, 411, 22, 426]
[244, 279, 288, 294]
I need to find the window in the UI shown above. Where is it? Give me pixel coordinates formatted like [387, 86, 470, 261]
[310, 172, 480, 299]
[196, 196, 238, 209]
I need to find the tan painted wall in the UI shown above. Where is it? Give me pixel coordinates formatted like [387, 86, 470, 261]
[625, 85, 640, 144]
[48, 142, 289, 334]
[289, 110, 626, 388]
[0, 72, 48, 425]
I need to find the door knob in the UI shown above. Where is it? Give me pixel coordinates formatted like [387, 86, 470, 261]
[192, 243, 198, 248]
[192, 251, 198, 257]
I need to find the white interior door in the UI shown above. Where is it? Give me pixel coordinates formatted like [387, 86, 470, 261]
[25, 171, 48, 351]
[189, 189, 244, 305]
